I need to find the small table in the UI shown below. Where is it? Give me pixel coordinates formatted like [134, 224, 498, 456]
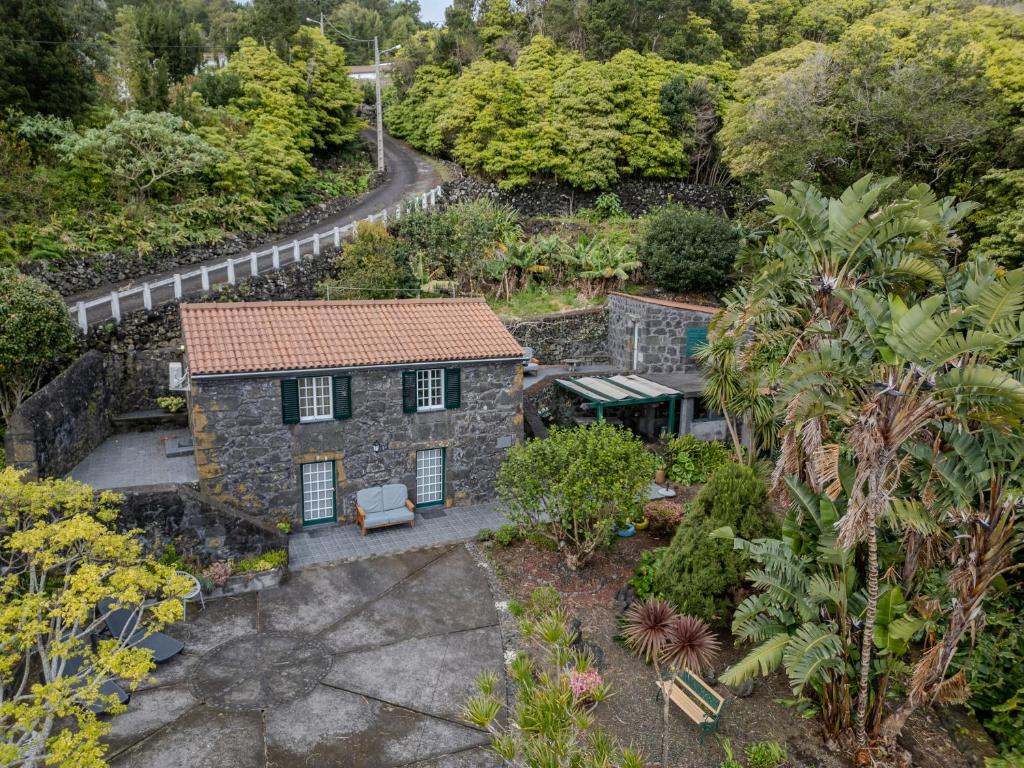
[563, 357, 583, 371]
[176, 570, 204, 621]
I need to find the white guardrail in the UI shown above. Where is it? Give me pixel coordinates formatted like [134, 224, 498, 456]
[69, 185, 444, 332]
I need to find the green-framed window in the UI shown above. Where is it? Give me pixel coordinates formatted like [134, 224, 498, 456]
[300, 460, 336, 525]
[415, 448, 445, 507]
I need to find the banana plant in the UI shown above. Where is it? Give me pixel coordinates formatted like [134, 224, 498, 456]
[576, 238, 640, 296]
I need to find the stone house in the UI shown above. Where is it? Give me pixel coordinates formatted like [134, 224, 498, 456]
[606, 292, 716, 374]
[180, 299, 525, 529]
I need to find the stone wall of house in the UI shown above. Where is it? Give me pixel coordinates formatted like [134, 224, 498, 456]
[4, 351, 118, 479]
[189, 361, 524, 525]
[607, 293, 715, 374]
[504, 307, 608, 364]
[118, 483, 286, 563]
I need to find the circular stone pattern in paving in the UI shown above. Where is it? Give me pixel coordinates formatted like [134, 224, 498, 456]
[191, 632, 332, 711]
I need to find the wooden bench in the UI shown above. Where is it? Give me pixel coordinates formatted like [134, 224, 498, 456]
[657, 668, 725, 743]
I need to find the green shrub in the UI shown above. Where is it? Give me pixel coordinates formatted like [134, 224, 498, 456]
[494, 524, 523, 546]
[233, 549, 288, 574]
[318, 221, 410, 299]
[629, 548, 664, 600]
[640, 205, 739, 295]
[650, 463, 776, 625]
[157, 395, 186, 413]
[717, 737, 742, 768]
[745, 740, 787, 768]
[498, 422, 657, 570]
[583, 192, 626, 221]
[477, 528, 495, 542]
[666, 435, 730, 485]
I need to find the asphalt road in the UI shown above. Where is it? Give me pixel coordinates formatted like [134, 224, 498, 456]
[67, 131, 442, 310]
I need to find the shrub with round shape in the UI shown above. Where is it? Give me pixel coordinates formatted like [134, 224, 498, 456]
[639, 205, 739, 295]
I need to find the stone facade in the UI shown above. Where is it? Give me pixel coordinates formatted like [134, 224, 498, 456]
[189, 361, 524, 526]
[504, 307, 608, 364]
[607, 293, 715, 374]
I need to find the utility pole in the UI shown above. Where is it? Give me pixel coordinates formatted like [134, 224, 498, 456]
[318, 12, 324, 33]
[374, 36, 384, 174]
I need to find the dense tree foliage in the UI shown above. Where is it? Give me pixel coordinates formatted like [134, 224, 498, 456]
[0, 26, 365, 264]
[0, 469, 189, 768]
[0, 269, 77, 424]
[706, 175, 1024, 757]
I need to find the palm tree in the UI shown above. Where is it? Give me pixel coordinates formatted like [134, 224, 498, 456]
[707, 174, 1022, 752]
[622, 599, 719, 767]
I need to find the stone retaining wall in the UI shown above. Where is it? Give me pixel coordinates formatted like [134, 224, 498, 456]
[118, 483, 287, 563]
[503, 307, 608, 364]
[4, 351, 117, 479]
[443, 175, 733, 218]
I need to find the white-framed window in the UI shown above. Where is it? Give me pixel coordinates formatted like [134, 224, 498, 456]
[416, 369, 444, 412]
[416, 448, 444, 506]
[301, 461, 335, 524]
[298, 376, 332, 421]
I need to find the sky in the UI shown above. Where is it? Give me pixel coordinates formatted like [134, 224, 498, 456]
[419, 0, 451, 24]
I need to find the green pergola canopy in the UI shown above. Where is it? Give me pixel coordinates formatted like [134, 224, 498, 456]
[556, 374, 682, 406]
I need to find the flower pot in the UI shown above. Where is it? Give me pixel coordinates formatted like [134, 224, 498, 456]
[654, 468, 667, 484]
[616, 523, 636, 537]
[633, 517, 649, 531]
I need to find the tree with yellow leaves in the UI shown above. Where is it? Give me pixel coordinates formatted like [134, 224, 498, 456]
[0, 468, 190, 768]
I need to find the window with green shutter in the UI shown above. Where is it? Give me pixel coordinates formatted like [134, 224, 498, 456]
[444, 368, 461, 409]
[281, 379, 300, 424]
[402, 370, 418, 413]
[332, 376, 352, 420]
[685, 326, 708, 358]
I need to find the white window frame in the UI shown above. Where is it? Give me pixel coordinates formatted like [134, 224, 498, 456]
[416, 369, 444, 412]
[301, 461, 335, 524]
[416, 448, 444, 506]
[298, 375, 333, 422]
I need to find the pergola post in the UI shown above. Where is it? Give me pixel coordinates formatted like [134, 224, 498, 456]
[595, 404, 604, 422]
[667, 396, 678, 435]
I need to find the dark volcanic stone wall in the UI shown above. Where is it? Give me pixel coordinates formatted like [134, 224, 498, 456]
[119, 484, 286, 562]
[443, 175, 733, 218]
[504, 307, 608, 364]
[4, 351, 117, 479]
[607, 293, 714, 374]
[190, 361, 524, 525]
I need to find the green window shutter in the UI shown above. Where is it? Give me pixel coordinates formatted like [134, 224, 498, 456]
[332, 375, 352, 420]
[444, 367, 461, 410]
[281, 379, 300, 424]
[402, 370, 417, 413]
[686, 326, 708, 358]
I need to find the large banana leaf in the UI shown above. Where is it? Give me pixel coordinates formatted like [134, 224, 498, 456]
[782, 623, 846, 696]
[720, 632, 791, 687]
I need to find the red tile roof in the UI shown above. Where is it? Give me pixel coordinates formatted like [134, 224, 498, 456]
[181, 299, 524, 375]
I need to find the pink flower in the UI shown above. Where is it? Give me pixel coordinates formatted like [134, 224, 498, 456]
[569, 669, 603, 702]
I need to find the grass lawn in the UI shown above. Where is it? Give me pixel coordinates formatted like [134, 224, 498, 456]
[487, 285, 606, 318]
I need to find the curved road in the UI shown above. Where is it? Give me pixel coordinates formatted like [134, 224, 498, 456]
[68, 131, 442, 309]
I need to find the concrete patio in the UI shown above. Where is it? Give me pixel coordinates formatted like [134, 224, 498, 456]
[102, 544, 504, 768]
[68, 429, 197, 489]
[289, 505, 511, 569]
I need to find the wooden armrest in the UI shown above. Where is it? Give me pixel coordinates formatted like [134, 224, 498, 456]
[405, 499, 415, 511]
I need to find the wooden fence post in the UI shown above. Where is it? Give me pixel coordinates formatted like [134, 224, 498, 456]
[143, 283, 152, 310]
[76, 302, 88, 333]
[226, 260, 236, 285]
[110, 292, 121, 321]
[174, 274, 182, 299]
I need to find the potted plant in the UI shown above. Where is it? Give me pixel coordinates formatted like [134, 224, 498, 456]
[654, 460, 667, 485]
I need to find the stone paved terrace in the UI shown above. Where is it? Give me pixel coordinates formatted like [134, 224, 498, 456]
[103, 544, 504, 768]
[289, 504, 510, 569]
[68, 429, 198, 489]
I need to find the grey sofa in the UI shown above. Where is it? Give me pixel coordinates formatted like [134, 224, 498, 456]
[355, 484, 416, 536]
